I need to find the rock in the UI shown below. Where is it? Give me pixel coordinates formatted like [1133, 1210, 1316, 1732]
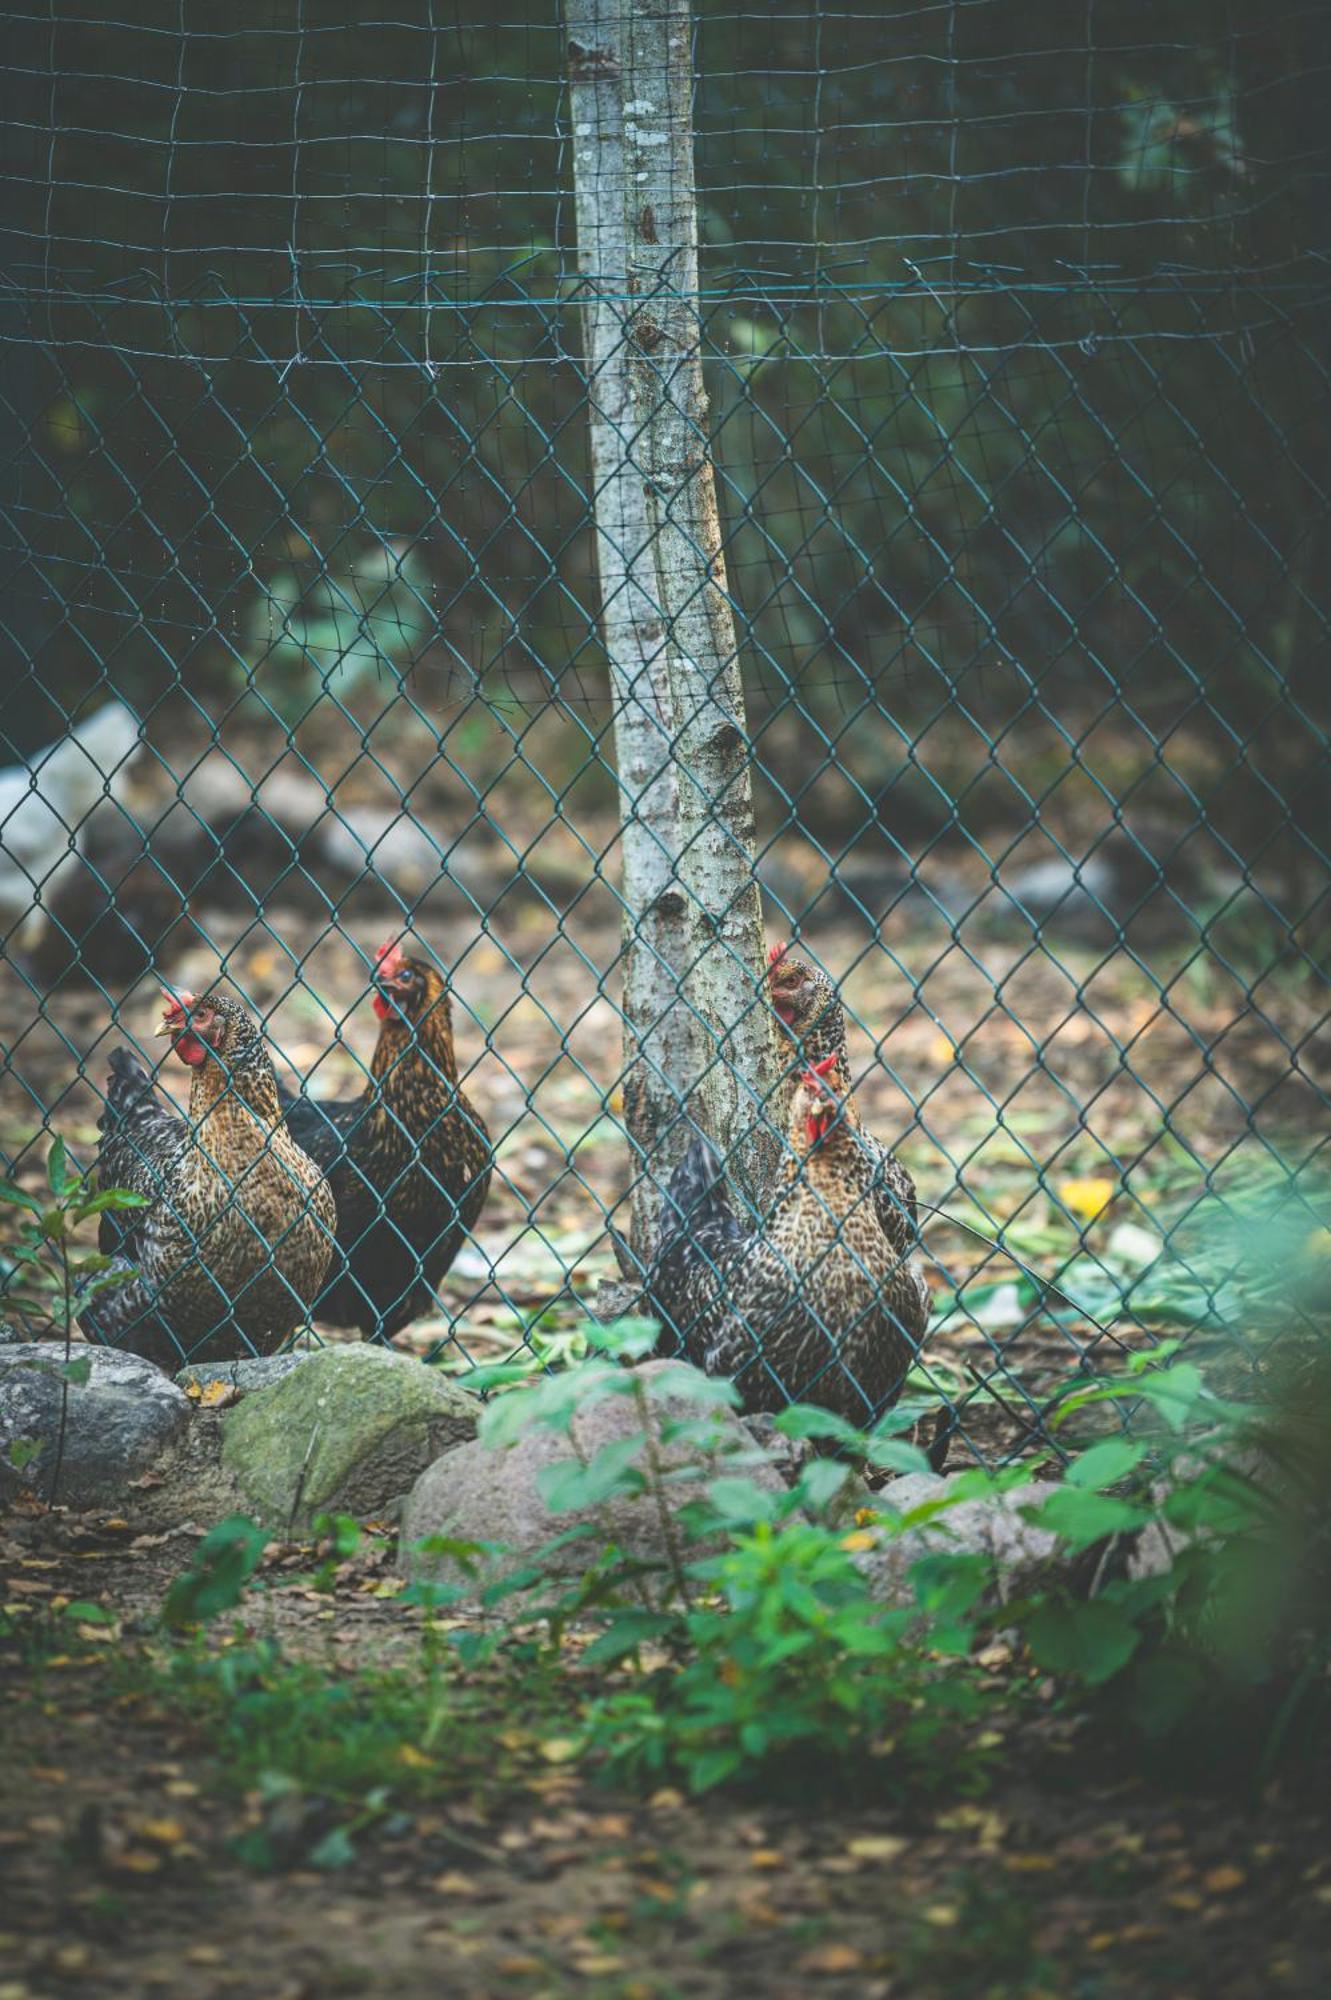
[401, 1359, 784, 1597]
[855, 1472, 1059, 1606]
[315, 810, 445, 895]
[0, 1343, 190, 1508]
[34, 802, 204, 986]
[220, 1344, 479, 1532]
[176, 1353, 315, 1399]
[739, 1412, 813, 1488]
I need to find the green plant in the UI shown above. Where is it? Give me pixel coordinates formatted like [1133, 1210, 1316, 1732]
[0, 1139, 146, 1500]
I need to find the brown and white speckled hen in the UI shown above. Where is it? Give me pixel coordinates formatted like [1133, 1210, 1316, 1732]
[278, 939, 492, 1337]
[647, 1054, 930, 1425]
[767, 939, 924, 1253]
[81, 990, 337, 1370]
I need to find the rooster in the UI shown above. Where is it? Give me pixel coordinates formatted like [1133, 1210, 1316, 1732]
[278, 939, 491, 1337]
[81, 990, 337, 1370]
[647, 1054, 930, 1425]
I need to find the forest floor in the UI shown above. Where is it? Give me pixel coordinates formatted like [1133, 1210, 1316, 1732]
[3, 880, 1326, 1462]
[3, 1495, 1331, 2000]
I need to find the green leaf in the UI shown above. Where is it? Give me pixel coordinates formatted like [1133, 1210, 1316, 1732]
[162, 1515, 270, 1630]
[580, 1612, 675, 1665]
[795, 1459, 851, 1512]
[774, 1404, 866, 1448]
[72, 1189, 149, 1221]
[864, 1438, 934, 1478]
[537, 1436, 647, 1514]
[308, 1825, 357, 1871]
[6, 1438, 41, 1473]
[46, 1136, 68, 1194]
[0, 1181, 43, 1214]
[63, 1599, 115, 1625]
[1065, 1438, 1147, 1491]
[1023, 1597, 1142, 1686]
[62, 1355, 93, 1387]
[1028, 1487, 1147, 1553]
[699, 1476, 779, 1527]
[581, 1316, 662, 1362]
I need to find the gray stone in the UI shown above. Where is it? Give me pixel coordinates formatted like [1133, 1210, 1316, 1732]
[220, 1344, 479, 1532]
[0, 1343, 190, 1508]
[401, 1359, 784, 1596]
[316, 809, 444, 894]
[176, 1353, 314, 1399]
[855, 1472, 1060, 1606]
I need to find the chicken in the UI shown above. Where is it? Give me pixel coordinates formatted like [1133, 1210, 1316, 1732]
[278, 939, 492, 1337]
[767, 940, 847, 1072]
[647, 1054, 931, 1425]
[0, 702, 142, 951]
[767, 939, 922, 1247]
[81, 990, 337, 1371]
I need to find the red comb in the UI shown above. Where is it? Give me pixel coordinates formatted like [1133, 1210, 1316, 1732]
[809, 1054, 840, 1078]
[767, 942, 789, 967]
[160, 987, 194, 1015]
[375, 937, 405, 973]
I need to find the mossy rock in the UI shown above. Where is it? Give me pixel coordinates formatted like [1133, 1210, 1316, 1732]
[220, 1345, 479, 1533]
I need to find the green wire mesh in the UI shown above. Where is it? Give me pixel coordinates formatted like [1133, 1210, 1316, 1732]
[1, 1, 1328, 1465]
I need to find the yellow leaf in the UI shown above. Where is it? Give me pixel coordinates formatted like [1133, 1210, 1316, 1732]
[120, 1850, 163, 1874]
[1203, 1865, 1245, 1894]
[196, 1380, 239, 1409]
[134, 1817, 187, 1846]
[1056, 1176, 1116, 1222]
[846, 1835, 908, 1862]
[924, 1904, 959, 1926]
[839, 1529, 877, 1553]
[797, 1944, 865, 1974]
[928, 1032, 957, 1065]
[539, 1737, 580, 1764]
[396, 1744, 432, 1769]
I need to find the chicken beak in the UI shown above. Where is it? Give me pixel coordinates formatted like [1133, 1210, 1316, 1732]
[153, 1016, 176, 1038]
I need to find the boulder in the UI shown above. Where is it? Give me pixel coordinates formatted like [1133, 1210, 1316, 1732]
[220, 1344, 479, 1532]
[0, 1343, 190, 1508]
[855, 1472, 1060, 1606]
[176, 1353, 315, 1400]
[400, 1360, 784, 1598]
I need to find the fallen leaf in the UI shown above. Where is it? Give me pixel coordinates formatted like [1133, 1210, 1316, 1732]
[1056, 1176, 1116, 1222]
[846, 1835, 908, 1862]
[797, 1944, 866, 1974]
[1203, 1865, 1245, 1894]
[539, 1737, 580, 1764]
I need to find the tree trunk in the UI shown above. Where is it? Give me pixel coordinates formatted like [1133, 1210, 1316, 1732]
[619, 0, 780, 1216]
[566, 0, 696, 1270]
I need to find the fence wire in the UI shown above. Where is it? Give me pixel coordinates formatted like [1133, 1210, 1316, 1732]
[1, 0, 1329, 1467]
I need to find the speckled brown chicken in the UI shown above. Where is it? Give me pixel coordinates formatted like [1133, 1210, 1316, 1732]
[81, 990, 337, 1370]
[279, 939, 491, 1337]
[647, 1054, 931, 1425]
[768, 939, 923, 1250]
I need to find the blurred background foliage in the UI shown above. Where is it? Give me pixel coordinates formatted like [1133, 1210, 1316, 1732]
[0, 0, 1327, 883]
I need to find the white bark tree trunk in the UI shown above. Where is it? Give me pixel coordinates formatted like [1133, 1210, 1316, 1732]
[566, 0, 697, 1268]
[618, 0, 781, 1215]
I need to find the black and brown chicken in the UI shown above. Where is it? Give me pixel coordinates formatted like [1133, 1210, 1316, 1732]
[767, 939, 922, 1246]
[278, 938, 492, 1337]
[647, 1053, 930, 1425]
[81, 989, 337, 1370]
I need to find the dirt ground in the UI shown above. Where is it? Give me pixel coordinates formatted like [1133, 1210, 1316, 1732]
[2, 811, 1326, 1464]
[3, 1495, 1331, 2000]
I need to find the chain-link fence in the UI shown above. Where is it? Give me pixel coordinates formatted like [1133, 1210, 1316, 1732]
[1, 1, 1328, 1466]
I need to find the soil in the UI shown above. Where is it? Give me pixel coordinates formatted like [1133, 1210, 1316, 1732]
[3, 859, 1326, 1466]
[2, 1497, 1329, 2000]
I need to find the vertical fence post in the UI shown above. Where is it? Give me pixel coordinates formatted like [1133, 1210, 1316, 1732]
[567, 0, 695, 1269]
[619, 0, 780, 1213]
